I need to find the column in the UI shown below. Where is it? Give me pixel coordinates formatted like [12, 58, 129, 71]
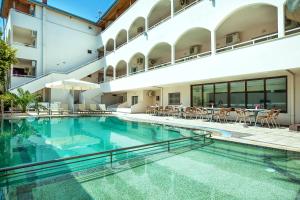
[211, 30, 216, 55]
[113, 68, 116, 80]
[42, 6, 47, 74]
[127, 63, 129, 76]
[171, 45, 175, 64]
[277, 4, 285, 38]
[145, 18, 149, 32]
[145, 57, 148, 71]
[104, 68, 107, 82]
[113, 40, 116, 51]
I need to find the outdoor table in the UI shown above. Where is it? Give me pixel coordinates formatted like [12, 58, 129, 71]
[245, 109, 267, 119]
[203, 107, 222, 121]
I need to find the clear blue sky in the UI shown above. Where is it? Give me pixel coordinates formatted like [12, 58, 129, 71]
[0, 0, 116, 31]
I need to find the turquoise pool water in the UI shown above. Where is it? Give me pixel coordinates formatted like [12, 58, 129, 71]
[0, 116, 194, 169]
[0, 117, 299, 200]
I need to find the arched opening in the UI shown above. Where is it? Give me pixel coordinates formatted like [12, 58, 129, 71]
[128, 17, 145, 40]
[115, 60, 127, 78]
[105, 39, 114, 54]
[175, 27, 211, 63]
[148, 0, 171, 30]
[173, 0, 198, 14]
[105, 66, 114, 82]
[216, 4, 278, 53]
[148, 42, 171, 70]
[128, 53, 145, 75]
[115, 29, 127, 49]
[285, 3, 300, 35]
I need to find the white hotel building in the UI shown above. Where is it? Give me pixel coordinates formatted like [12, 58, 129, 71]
[1, 0, 300, 125]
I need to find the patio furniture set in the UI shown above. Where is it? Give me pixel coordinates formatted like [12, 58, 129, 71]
[146, 105, 281, 128]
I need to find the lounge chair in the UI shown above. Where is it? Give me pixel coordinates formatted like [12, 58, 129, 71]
[90, 104, 103, 114]
[60, 104, 71, 114]
[98, 104, 112, 114]
[78, 104, 90, 114]
[255, 109, 275, 128]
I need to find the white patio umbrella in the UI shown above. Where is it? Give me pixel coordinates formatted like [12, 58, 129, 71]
[45, 79, 100, 113]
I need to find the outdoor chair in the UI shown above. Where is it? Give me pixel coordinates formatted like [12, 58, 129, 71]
[183, 107, 195, 119]
[255, 109, 275, 128]
[90, 104, 103, 114]
[212, 108, 228, 123]
[98, 104, 112, 114]
[270, 109, 281, 128]
[78, 104, 90, 114]
[60, 104, 71, 114]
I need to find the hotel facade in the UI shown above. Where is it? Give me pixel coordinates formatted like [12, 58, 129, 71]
[1, 0, 300, 125]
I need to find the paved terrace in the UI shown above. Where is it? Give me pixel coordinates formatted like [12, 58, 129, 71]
[115, 113, 300, 153]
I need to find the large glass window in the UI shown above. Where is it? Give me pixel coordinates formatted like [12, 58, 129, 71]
[230, 81, 245, 108]
[203, 84, 214, 106]
[131, 96, 138, 105]
[191, 76, 287, 112]
[266, 78, 287, 112]
[192, 85, 202, 106]
[168, 93, 180, 105]
[247, 79, 265, 109]
[215, 83, 228, 107]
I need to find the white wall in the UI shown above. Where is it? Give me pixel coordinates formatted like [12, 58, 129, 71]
[162, 85, 190, 107]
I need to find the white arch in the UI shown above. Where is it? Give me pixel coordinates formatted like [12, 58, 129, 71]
[213, 2, 279, 31]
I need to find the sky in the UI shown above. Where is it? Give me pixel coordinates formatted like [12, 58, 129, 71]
[0, 0, 116, 31]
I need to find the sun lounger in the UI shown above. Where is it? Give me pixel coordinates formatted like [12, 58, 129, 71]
[98, 104, 112, 114]
[78, 104, 90, 114]
[89, 104, 103, 114]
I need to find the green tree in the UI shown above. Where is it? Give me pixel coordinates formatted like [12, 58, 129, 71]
[0, 32, 18, 92]
[15, 88, 40, 112]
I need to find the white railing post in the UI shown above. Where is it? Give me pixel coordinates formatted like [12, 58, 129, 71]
[145, 18, 149, 32]
[145, 57, 148, 71]
[113, 68, 116, 80]
[277, 4, 285, 38]
[171, 45, 175, 64]
[211, 30, 216, 55]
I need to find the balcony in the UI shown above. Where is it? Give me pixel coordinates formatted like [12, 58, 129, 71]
[13, 25, 37, 48]
[100, 31, 300, 93]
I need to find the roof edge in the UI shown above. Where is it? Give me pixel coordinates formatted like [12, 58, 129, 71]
[97, 0, 119, 23]
[28, 0, 98, 26]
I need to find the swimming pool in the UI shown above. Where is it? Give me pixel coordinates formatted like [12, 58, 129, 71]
[0, 116, 299, 200]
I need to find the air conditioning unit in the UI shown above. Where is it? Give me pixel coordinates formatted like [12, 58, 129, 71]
[148, 91, 154, 97]
[189, 45, 201, 55]
[180, 0, 190, 6]
[225, 32, 240, 46]
[137, 58, 144, 64]
[149, 59, 156, 65]
[137, 27, 144, 33]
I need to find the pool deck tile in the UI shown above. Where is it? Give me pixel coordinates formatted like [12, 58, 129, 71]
[115, 113, 300, 153]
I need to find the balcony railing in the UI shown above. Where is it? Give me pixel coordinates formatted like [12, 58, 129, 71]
[175, 51, 212, 64]
[115, 74, 127, 79]
[13, 41, 36, 48]
[285, 26, 300, 36]
[129, 32, 144, 42]
[148, 16, 171, 31]
[148, 61, 171, 71]
[129, 68, 145, 76]
[116, 41, 127, 50]
[12, 74, 36, 78]
[174, 0, 202, 16]
[216, 32, 278, 53]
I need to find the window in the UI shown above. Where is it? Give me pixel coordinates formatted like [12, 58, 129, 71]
[203, 84, 214, 106]
[168, 93, 180, 105]
[131, 96, 138, 105]
[247, 79, 265, 109]
[230, 81, 245, 108]
[266, 77, 287, 112]
[215, 83, 228, 107]
[191, 76, 287, 112]
[87, 50, 92, 54]
[192, 85, 202, 106]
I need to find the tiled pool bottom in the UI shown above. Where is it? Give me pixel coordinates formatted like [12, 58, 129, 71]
[6, 140, 300, 200]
